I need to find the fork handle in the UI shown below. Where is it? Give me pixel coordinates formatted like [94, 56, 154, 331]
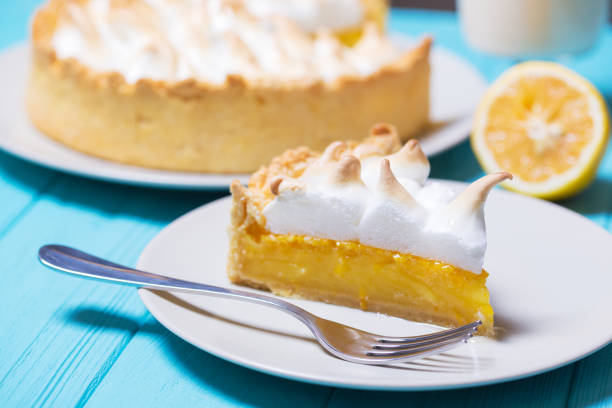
[38, 244, 315, 327]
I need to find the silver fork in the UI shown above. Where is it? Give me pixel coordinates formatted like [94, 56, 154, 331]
[38, 244, 481, 365]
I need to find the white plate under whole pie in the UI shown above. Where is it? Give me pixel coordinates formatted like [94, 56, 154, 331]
[138, 183, 612, 390]
[0, 36, 486, 189]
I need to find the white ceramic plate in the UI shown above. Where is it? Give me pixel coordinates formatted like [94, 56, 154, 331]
[138, 184, 612, 390]
[0, 38, 486, 189]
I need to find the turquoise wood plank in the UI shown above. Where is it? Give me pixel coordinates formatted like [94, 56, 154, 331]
[85, 315, 331, 408]
[0, 171, 222, 407]
[0, 151, 58, 237]
[567, 345, 612, 408]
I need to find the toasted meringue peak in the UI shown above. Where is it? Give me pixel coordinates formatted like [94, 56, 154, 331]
[403, 138, 419, 150]
[447, 172, 512, 214]
[353, 123, 401, 159]
[329, 155, 363, 185]
[321, 141, 348, 163]
[269, 177, 283, 195]
[378, 159, 417, 206]
[370, 123, 397, 138]
[269, 176, 304, 195]
[384, 139, 430, 184]
[388, 139, 428, 166]
[352, 143, 382, 159]
[369, 123, 401, 153]
[300, 141, 348, 183]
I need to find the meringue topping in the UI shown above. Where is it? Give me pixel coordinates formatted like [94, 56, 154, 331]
[360, 137, 430, 191]
[329, 155, 364, 185]
[51, 0, 401, 84]
[263, 137, 509, 274]
[353, 124, 403, 159]
[377, 158, 418, 207]
[243, 0, 365, 32]
[444, 172, 513, 215]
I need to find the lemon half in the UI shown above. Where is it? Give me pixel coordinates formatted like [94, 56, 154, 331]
[471, 61, 609, 200]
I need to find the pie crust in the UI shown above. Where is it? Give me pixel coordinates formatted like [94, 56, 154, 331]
[27, 0, 430, 173]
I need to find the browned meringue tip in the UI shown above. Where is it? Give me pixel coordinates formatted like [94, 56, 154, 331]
[388, 138, 429, 166]
[448, 172, 513, 212]
[473, 172, 513, 195]
[490, 172, 513, 182]
[269, 177, 304, 195]
[355, 123, 401, 158]
[378, 159, 417, 205]
[321, 141, 348, 163]
[269, 177, 283, 195]
[329, 155, 363, 184]
[352, 144, 381, 159]
[370, 123, 398, 138]
[404, 139, 419, 150]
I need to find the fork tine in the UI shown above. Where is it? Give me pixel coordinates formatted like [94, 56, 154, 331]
[366, 333, 473, 360]
[374, 320, 482, 343]
[372, 325, 479, 350]
[365, 336, 473, 364]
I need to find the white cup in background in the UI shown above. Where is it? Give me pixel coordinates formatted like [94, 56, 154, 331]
[457, 0, 609, 58]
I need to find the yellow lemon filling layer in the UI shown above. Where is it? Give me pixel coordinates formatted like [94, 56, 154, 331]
[228, 227, 494, 335]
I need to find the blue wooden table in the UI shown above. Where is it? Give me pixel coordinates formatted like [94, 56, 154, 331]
[1, 3, 611, 407]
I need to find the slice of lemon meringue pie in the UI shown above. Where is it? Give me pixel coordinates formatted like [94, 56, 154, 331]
[228, 124, 510, 335]
[28, 0, 428, 173]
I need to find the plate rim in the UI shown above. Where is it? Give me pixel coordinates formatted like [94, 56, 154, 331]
[0, 37, 486, 190]
[137, 189, 612, 391]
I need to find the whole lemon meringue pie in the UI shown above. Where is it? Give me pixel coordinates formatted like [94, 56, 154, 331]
[228, 124, 510, 335]
[28, 0, 430, 173]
